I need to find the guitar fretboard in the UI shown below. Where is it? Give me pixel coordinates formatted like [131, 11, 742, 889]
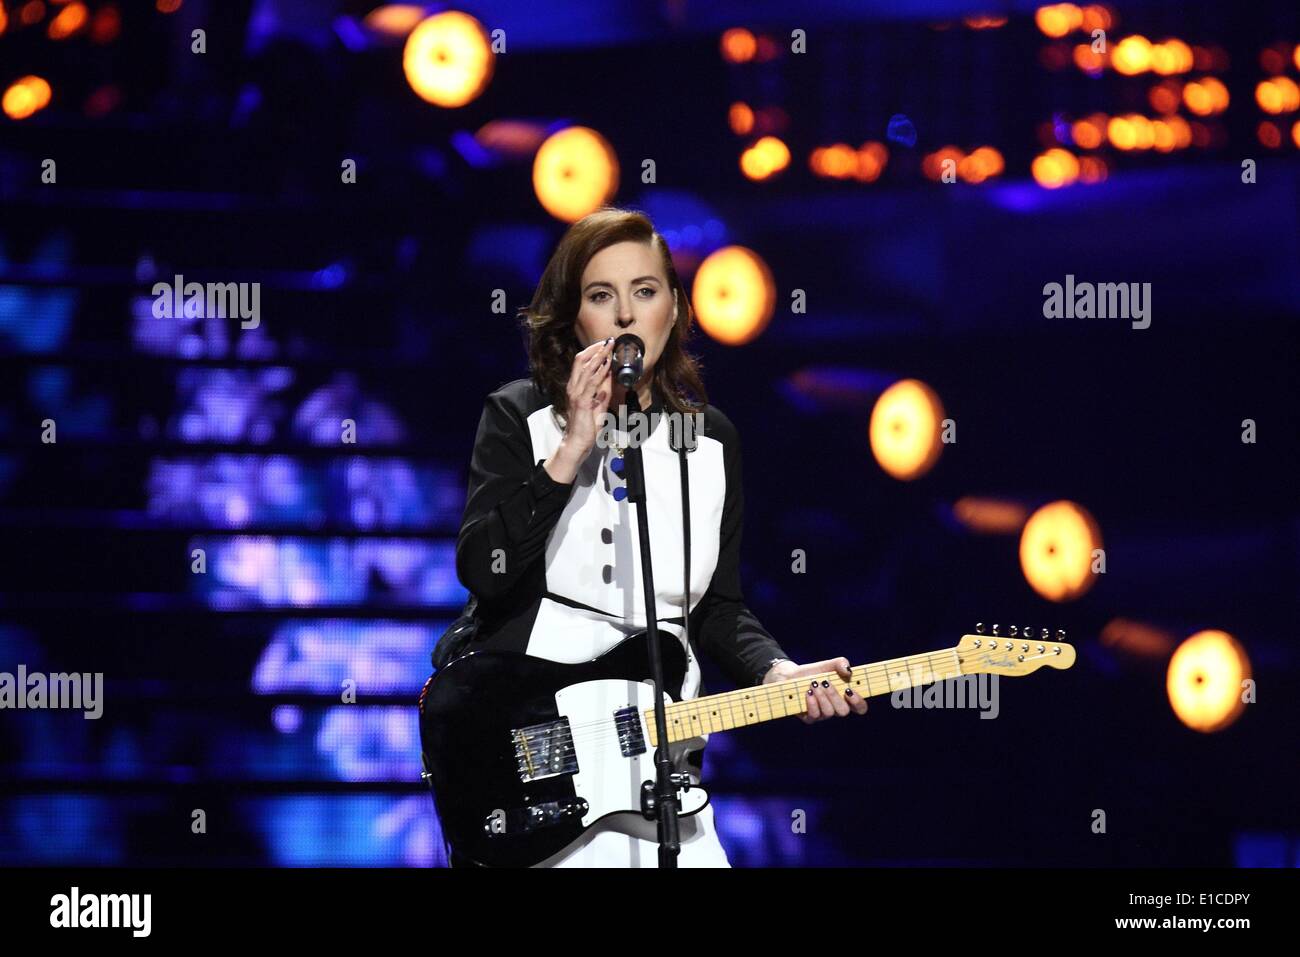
[645, 646, 966, 746]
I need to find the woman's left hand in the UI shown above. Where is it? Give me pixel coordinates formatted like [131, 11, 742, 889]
[763, 657, 868, 724]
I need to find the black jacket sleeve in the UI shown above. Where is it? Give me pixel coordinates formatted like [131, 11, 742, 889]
[690, 418, 792, 687]
[454, 388, 576, 602]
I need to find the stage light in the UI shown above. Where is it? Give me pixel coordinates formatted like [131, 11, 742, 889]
[720, 27, 757, 63]
[1099, 618, 1175, 659]
[1073, 44, 1105, 73]
[958, 146, 1003, 183]
[531, 126, 619, 223]
[1111, 35, 1152, 75]
[1256, 77, 1300, 115]
[1078, 155, 1108, 183]
[1031, 148, 1079, 187]
[854, 141, 888, 182]
[1151, 118, 1176, 152]
[19, 1, 44, 27]
[1106, 115, 1136, 149]
[869, 379, 945, 481]
[1165, 114, 1192, 148]
[1183, 79, 1229, 117]
[1080, 4, 1112, 32]
[1128, 113, 1155, 149]
[1257, 121, 1282, 149]
[729, 102, 754, 135]
[739, 136, 790, 180]
[1148, 80, 1181, 114]
[0, 5, 9, 35]
[1167, 630, 1251, 733]
[1150, 38, 1192, 75]
[90, 3, 120, 43]
[402, 11, 493, 108]
[922, 145, 964, 180]
[48, 1, 86, 38]
[156, 0, 182, 12]
[1293, 120, 1300, 149]
[952, 497, 1028, 534]
[690, 246, 775, 346]
[1071, 113, 1106, 149]
[3, 75, 52, 120]
[1019, 500, 1101, 602]
[1035, 4, 1081, 39]
[1295, 45, 1300, 72]
[364, 4, 427, 38]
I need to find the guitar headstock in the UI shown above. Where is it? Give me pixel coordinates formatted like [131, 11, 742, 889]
[955, 622, 1076, 676]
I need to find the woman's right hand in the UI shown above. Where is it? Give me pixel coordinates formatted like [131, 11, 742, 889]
[563, 336, 615, 453]
[544, 337, 614, 483]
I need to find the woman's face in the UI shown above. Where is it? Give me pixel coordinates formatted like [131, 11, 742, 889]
[574, 240, 677, 388]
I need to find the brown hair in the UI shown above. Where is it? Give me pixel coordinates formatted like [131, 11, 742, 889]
[518, 206, 708, 419]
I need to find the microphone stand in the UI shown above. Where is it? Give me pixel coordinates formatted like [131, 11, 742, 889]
[622, 387, 683, 868]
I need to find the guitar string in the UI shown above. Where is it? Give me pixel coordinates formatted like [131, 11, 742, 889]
[507, 650, 1063, 759]
[516, 649, 1061, 752]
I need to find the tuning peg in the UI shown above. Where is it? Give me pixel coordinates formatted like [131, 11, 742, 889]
[992, 623, 1000, 636]
[1056, 629, 1066, 641]
[1009, 625, 1018, 637]
[1022, 625, 1032, 639]
[975, 622, 985, 634]
[1040, 627, 1050, 640]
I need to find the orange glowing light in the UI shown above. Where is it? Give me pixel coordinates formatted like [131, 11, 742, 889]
[1078, 155, 1108, 183]
[1150, 38, 1192, 75]
[1071, 116, 1104, 149]
[402, 11, 494, 108]
[1106, 115, 1136, 150]
[2, 75, 52, 120]
[1256, 77, 1300, 115]
[922, 145, 965, 181]
[19, 1, 44, 27]
[740, 135, 791, 181]
[691, 246, 776, 346]
[952, 497, 1029, 534]
[1080, 4, 1112, 32]
[729, 102, 754, 135]
[48, 1, 86, 38]
[156, 0, 182, 12]
[90, 3, 120, 43]
[1258, 121, 1282, 148]
[532, 127, 619, 223]
[1167, 630, 1251, 733]
[853, 141, 888, 182]
[1293, 120, 1300, 148]
[869, 379, 946, 481]
[363, 4, 428, 38]
[720, 28, 757, 63]
[1032, 148, 1079, 188]
[1019, 500, 1101, 601]
[1073, 44, 1105, 72]
[1148, 80, 1181, 114]
[1035, 4, 1082, 39]
[1111, 35, 1153, 75]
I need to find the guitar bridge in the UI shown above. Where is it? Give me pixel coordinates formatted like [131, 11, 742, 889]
[511, 718, 578, 782]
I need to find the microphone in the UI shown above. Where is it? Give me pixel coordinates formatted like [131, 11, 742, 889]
[612, 333, 644, 390]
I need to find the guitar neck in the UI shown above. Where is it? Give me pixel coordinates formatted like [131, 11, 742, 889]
[646, 646, 966, 747]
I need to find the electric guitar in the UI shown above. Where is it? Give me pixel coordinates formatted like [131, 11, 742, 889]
[417, 624, 1075, 867]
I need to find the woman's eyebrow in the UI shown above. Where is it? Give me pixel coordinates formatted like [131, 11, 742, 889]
[582, 275, 662, 292]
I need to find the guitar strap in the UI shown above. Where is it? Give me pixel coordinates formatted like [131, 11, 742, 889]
[677, 439, 691, 657]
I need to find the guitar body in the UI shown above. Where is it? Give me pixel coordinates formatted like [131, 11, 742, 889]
[418, 631, 710, 868]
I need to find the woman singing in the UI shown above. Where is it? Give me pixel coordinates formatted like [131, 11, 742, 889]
[451, 207, 866, 867]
